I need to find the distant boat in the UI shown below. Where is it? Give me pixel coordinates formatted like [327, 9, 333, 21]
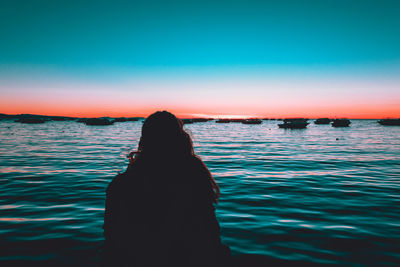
[126, 118, 140, 121]
[242, 119, 262, 124]
[191, 118, 212, 123]
[113, 117, 128, 123]
[216, 119, 231, 123]
[50, 116, 67, 121]
[85, 118, 114, 126]
[331, 119, 351, 127]
[230, 119, 245, 123]
[278, 119, 308, 129]
[15, 118, 45, 124]
[377, 119, 400, 126]
[314, 118, 331, 124]
[77, 118, 88, 123]
[182, 119, 194, 124]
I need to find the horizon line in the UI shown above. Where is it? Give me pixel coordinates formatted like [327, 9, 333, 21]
[1, 112, 398, 120]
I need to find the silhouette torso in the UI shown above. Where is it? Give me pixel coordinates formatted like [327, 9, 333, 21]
[103, 156, 228, 267]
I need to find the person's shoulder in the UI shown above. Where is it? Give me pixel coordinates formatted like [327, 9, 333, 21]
[189, 154, 206, 167]
[187, 155, 211, 179]
[106, 171, 130, 194]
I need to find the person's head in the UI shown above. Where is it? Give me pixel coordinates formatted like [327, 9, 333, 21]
[138, 111, 194, 158]
[131, 111, 220, 203]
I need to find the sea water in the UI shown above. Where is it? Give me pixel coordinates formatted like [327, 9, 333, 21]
[0, 120, 399, 265]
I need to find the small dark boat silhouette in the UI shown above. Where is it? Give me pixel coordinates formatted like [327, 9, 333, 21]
[314, 118, 331, 124]
[278, 119, 308, 129]
[216, 119, 231, 123]
[85, 118, 114, 126]
[230, 119, 245, 123]
[331, 119, 351, 127]
[126, 118, 140, 121]
[50, 116, 68, 121]
[182, 118, 212, 124]
[191, 118, 212, 122]
[113, 117, 128, 123]
[16, 118, 45, 124]
[77, 118, 88, 123]
[242, 119, 262, 124]
[182, 119, 194, 124]
[377, 119, 400, 126]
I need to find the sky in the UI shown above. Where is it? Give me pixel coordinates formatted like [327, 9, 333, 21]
[1, 0, 399, 118]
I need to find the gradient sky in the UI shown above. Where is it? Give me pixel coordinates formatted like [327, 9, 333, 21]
[1, 0, 399, 118]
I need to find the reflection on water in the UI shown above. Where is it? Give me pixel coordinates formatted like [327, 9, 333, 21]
[0, 120, 399, 265]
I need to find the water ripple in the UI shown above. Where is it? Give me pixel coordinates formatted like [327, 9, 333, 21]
[1, 120, 400, 265]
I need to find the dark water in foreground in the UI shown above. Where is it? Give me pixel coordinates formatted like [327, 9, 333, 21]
[0, 120, 399, 266]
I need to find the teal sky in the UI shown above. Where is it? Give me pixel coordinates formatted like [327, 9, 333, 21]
[1, 0, 400, 67]
[1, 0, 399, 118]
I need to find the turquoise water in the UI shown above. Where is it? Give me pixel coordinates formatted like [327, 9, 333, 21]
[0, 120, 399, 265]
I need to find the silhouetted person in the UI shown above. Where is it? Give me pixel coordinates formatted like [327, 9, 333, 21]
[102, 111, 230, 267]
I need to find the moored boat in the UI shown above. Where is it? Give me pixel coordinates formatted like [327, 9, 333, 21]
[113, 117, 129, 123]
[314, 118, 331, 124]
[331, 119, 351, 127]
[16, 118, 46, 124]
[278, 119, 309, 129]
[191, 118, 212, 123]
[242, 119, 262, 124]
[85, 118, 114, 126]
[377, 119, 400, 126]
[230, 119, 245, 123]
[77, 118, 88, 123]
[126, 118, 140, 121]
[50, 116, 68, 121]
[216, 119, 231, 123]
[182, 119, 194, 124]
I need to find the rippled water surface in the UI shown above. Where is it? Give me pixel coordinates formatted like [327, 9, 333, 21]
[1, 120, 399, 265]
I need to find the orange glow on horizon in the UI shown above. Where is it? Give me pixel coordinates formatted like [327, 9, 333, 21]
[1, 77, 399, 119]
[1, 99, 399, 119]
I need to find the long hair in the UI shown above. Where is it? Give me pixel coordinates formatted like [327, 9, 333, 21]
[129, 111, 220, 203]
